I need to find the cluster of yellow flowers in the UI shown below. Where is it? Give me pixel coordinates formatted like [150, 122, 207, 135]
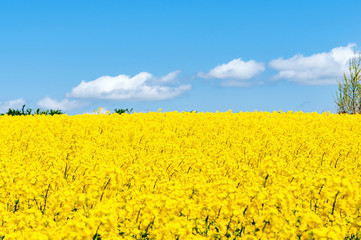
[0, 111, 360, 239]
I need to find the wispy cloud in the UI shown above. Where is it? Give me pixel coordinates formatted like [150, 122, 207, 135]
[158, 70, 181, 84]
[37, 97, 86, 111]
[269, 44, 357, 85]
[0, 98, 26, 113]
[198, 58, 265, 86]
[66, 71, 191, 101]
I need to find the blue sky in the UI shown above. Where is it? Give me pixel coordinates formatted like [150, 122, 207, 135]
[1, 0, 361, 114]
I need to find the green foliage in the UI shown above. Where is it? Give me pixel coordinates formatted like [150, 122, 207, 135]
[93, 233, 102, 240]
[114, 108, 133, 115]
[345, 233, 361, 240]
[0, 105, 64, 116]
[335, 53, 361, 114]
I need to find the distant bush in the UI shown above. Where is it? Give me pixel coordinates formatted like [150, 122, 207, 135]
[114, 108, 133, 115]
[0, 105, 64, 116]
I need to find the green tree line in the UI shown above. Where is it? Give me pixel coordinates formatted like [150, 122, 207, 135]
[0, 105, 134, 116]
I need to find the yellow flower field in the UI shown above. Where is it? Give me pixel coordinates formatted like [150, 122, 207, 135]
[0, 111, 360, 239]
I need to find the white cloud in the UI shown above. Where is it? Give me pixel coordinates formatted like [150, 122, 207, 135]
[198, 58, 265, 81]
[37, 97, 86, 111]
[0, 98, 26, 113]
[159, 70, 181, 83]
[65, 71, 191, 100]
[269, 44, 357, 85]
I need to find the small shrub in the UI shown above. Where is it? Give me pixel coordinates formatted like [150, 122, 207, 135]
[114, 108, 133, 115]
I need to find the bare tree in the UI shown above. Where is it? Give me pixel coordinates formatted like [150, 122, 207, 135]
[335, 53, 361, 114]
